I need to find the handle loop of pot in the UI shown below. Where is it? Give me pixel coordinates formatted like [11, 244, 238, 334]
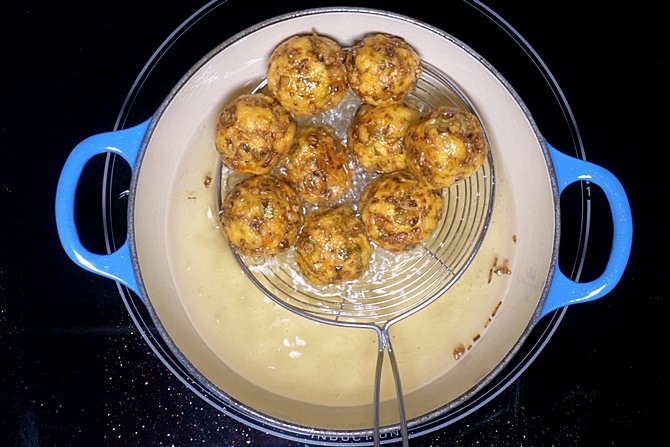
[55, 119, 151, 295]
[540, 143, 633, 318]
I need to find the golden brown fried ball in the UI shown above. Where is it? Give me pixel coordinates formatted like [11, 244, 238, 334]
[280, 124, 352, 205]
[358, 171, 444, 252]
[405, 106, 488, 189]
[295, 204, 373, 285]
[267, 32, 348, 116]
[220, 174, 304, 257]
[347, 101, 421, 173]
[346, 34, 422, 106]
[215, 93, 296, 175]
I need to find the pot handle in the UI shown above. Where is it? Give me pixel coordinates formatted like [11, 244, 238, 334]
[539, 143, 632, 318]
[55, 119, 151, 295]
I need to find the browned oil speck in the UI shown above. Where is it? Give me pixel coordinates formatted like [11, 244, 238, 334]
[488, 256, 498, 283]
[492, 300, 502, 317]
[489, 258, 511, 283]
[473, 333, 481, 342]
[493, 259, 512, 277]
[484, 317, 492, 328]
[204, 176, 212, 188]
[513, 234, 517, 243]
[188, 196, 197, 200]
[453, 344, 466, 360]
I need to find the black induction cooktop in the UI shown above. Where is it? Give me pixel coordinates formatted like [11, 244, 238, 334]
[0, 1, 665, 446]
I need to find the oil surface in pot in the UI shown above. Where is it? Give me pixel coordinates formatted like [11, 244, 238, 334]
[166, 127, 517, 408]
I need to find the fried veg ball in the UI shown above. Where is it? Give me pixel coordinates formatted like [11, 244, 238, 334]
[295, 204, 373, 285]
[281, 124, 352, 205]
[267, 32, 348, 116]
[405, 106, 488, 189]
[347, 101, 421, 173]
[215, 93, 296, 175]
[346, 34, 422, 106]
[358, 171, 444, 252]
[220, 174, 304, 257]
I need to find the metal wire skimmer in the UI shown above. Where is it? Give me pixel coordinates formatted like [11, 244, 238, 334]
[216, 61, 495, 447]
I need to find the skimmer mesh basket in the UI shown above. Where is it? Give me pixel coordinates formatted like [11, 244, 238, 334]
[216, 61, 494, 327]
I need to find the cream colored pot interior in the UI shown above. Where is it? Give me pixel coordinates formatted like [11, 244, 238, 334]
[131, 9, 555, 432]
